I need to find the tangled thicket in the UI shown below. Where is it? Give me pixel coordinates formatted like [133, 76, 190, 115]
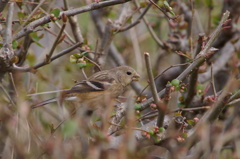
[0, 0, 239, 159]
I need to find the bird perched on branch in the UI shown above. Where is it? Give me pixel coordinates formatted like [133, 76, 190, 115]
[32, 66, 140, 111]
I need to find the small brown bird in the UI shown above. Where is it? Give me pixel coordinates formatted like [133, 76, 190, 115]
[32, 66, 140, 111]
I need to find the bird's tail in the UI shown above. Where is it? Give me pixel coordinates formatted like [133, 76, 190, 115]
[31, 98, 57, 109]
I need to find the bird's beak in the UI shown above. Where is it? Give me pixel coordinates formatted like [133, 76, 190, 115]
[132, 73, 140, 81]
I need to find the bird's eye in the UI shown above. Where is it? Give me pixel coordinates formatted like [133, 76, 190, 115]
[126, 71, 132, 75]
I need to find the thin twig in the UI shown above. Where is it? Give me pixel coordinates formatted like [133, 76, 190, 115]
[16, 0, 46, 33]
[138, 62, 190, 96]
[0, 83, 16, 106]
[211, 63, 217, 98]
[118, 4, 152, 32]
[81, 68, 87, 80]
[84, 56, 102, 71]
[139, 11, 230, 110]
[15, 0, 132, 40]
[43, 27, 102, 55]
[46, 14, 67, 62]
[40, 8, 76, 44]
[227, 98, 240, 106]
[184, 33, 205, 108]
[148, 0, 177, 20]
[11, 42, 82, 72]
[8, 72, 18, 97]
[108, 122, 149, 134]
[144, 52, 164, 127]
[134, 0, 164, 47]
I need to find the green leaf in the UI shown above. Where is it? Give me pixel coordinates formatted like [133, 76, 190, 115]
[61, 120, 78, 138]
[69, 55, 77, 63]
[187, 120, 195, 126]
[182, 132, 188, 138]
[134, 103, 141, 110]
[12, 40, 18, 49]
[197, 84, 204, 95]
[148, 131, 154, 136]
[169, 11, 175, 16]
[157, 1, 164, 7]
[140, 2, 148, 8]
[73, 53, 81, 58]
[17, 12, 26, 19]
[77, 62, 87, 68]
[174, 112, 182, 117]
[171, 79, 180, 87]
[163, 1, 171, 9]
[26, 53, 36, 66]
[159, 127, 165, 133]
[80, 51, 88, 57]
[29, 32, 44, 48]
[205, 0, 213, 7]
[178, 103, 185, 108]
[51, 8, 61, 17]
[43, 23, 50, 27]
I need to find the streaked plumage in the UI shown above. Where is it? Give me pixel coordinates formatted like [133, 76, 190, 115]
[32, 66, 140, 110]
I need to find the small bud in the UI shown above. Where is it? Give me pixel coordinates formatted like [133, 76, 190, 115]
[11, 56, 19, 64]
[150, 103, 157, 110]
[194, 117, 199, 123]
[141, 98, 147, 102]
[61, 13, 68, 23]
[176, 136, 185, 142]
[141, 132, 147, 137]
[146, 133, 151, 139]
[50, 14, 55, 18]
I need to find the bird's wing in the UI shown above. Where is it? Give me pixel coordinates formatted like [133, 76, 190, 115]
[67, 80, 112, 94]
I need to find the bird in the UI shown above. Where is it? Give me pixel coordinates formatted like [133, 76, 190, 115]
[32, 66, 140, 112]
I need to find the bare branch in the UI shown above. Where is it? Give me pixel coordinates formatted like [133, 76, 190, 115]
[46, 14, 67, 62]
[11, 42, 82, 72]
[139, 10, 230, 111]
[184, 33, 205, 108]
[63, 0, 84, 43]
[14, 0, 131, 40]
[144, 52, 164, 127]
[3, 2, 14, 45]
[118, 4, 152, 32]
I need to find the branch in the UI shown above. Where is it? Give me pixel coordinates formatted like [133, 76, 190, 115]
[46, 14, 67, 62]
[63, 0, 84, 43]
[0, 2, 15, 79]
[118, 4, 152, 32]
[3, 2, 14, 45]
[16, 0, 46, 32]
[185, 77, 236, 150]
[199, 35, 240, 83]
[11, 42, 82, 72]
[134, 0, 164, 48]
[184, 33, 205, 108]
[144, 52, 164, 127]
[148, 0, 177, 20]
[14, 0, 131, 40]
[139, 10, 230, 110]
